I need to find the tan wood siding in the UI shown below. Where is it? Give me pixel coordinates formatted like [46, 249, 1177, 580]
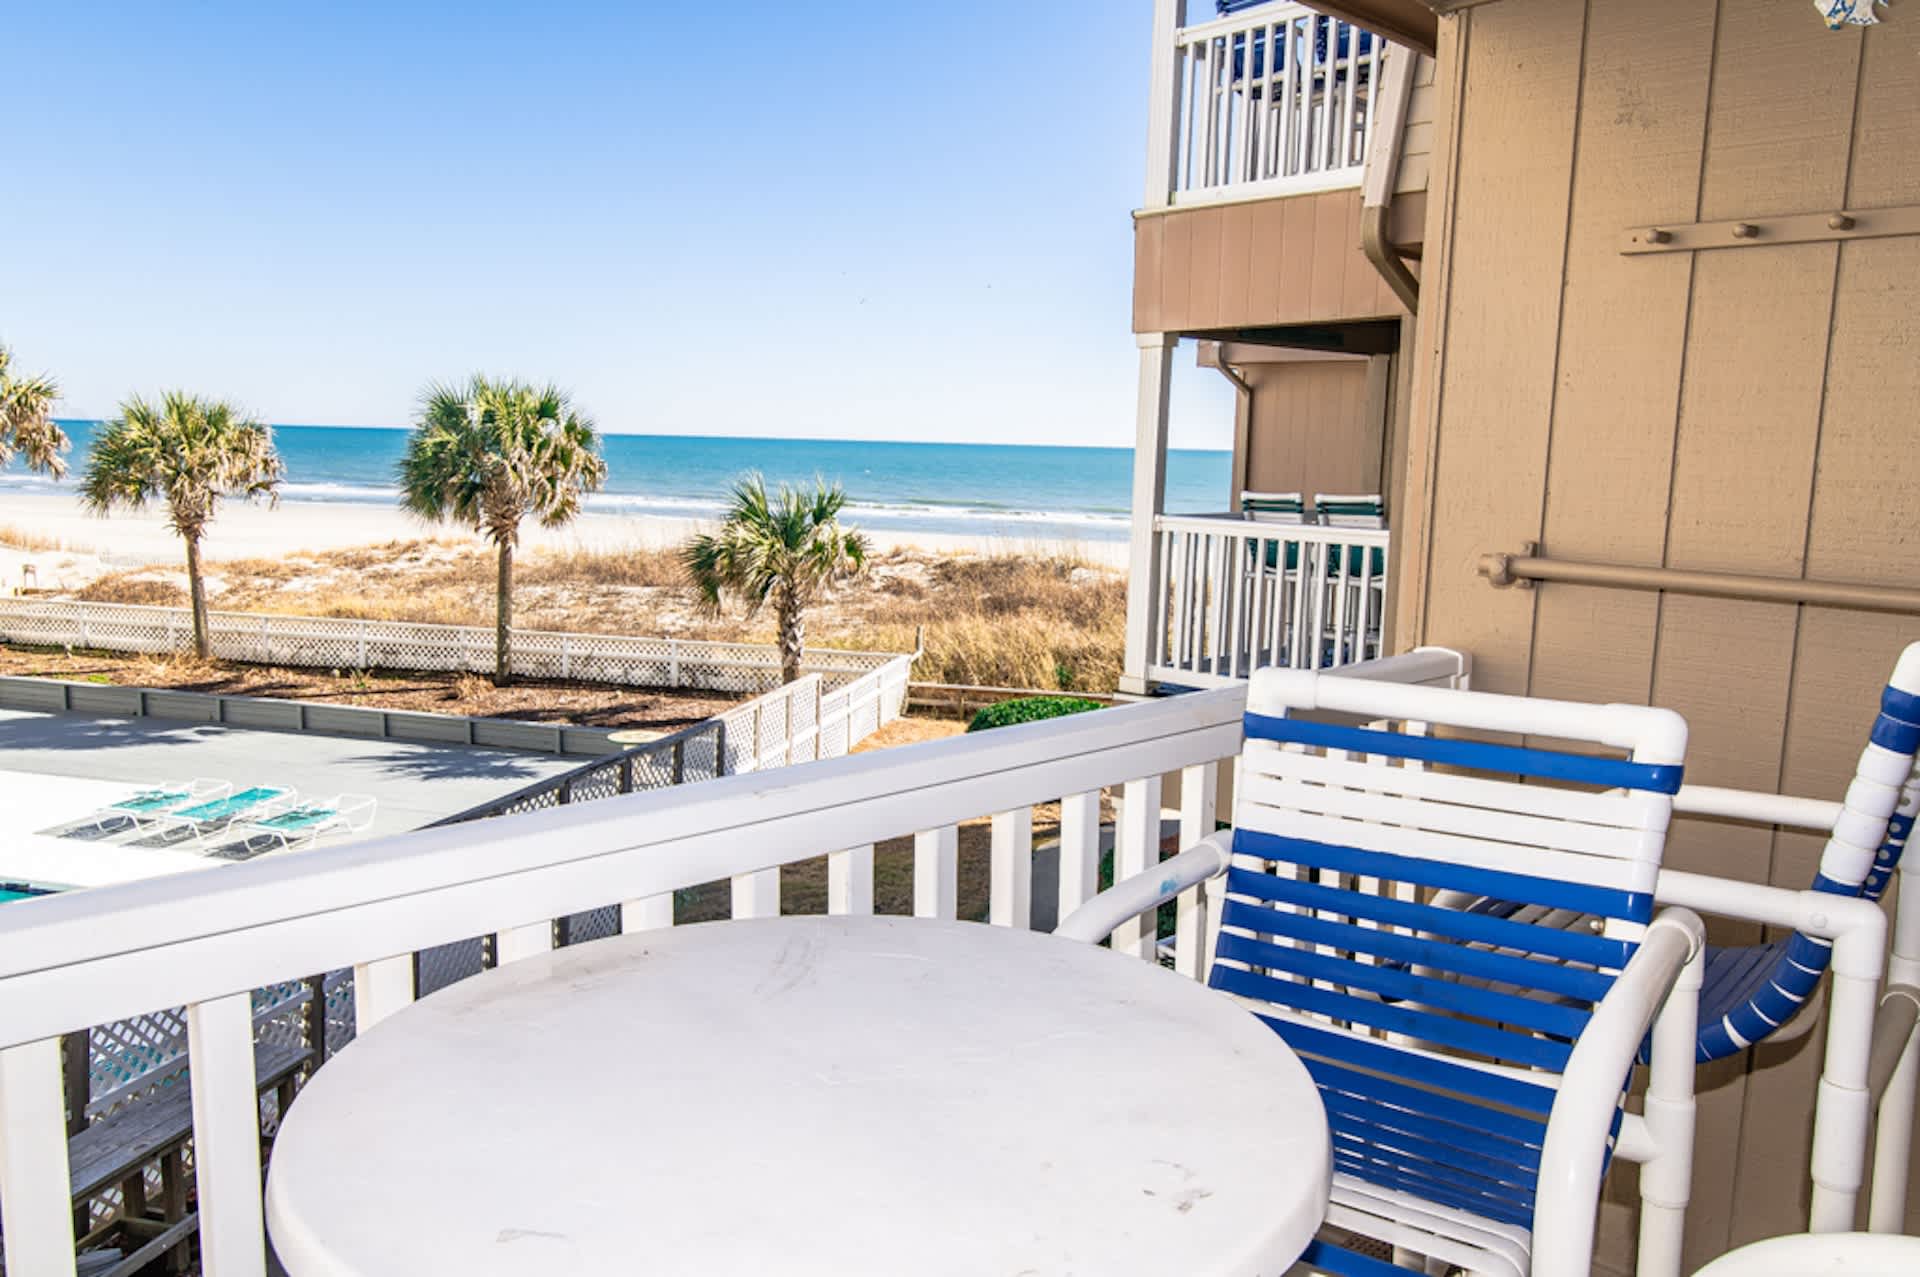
[1395, 54, 1440, 195]
[1133, 188, 1406, 333]
[1242, 360, 1381, 498]
[1395, 1, 1920, 1270]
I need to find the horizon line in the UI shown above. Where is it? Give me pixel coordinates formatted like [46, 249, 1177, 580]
[50, 419, 1231, 453]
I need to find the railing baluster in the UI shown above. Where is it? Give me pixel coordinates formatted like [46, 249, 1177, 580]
[188, 993, 268, 1276]
[731, 870, 781, 920]
[1175, 762, 1220, 980]
[1114, 776, 1165, 960]
[828, 844, 875, 916]
[352, 953, 415, 1034]
[913, 826, 959, 920]
[0, 1038, 78, 1277]
[989, 808, 1034, 929]
[621, 894, 674, 932]
[1279, 16, 1299, 177]
[1055, 791, 1103, 919]
[1338, 25, 1358, 169]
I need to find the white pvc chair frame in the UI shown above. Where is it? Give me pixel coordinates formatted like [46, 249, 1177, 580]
[1061, 672, 1707, 1277]
[1657, 780, 1911, 1235]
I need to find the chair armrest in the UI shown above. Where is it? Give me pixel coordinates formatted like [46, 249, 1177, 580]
[1053, 832, 1233, 945]
[1533, 908, 1704, 1277]
[1674, 784, 1843, 832]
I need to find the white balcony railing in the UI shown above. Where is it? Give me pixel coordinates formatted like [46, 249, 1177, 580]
[1154, 2, 1393, 208]
[0, 648, 1467, 1276]
[1149, 512, 1389, 687]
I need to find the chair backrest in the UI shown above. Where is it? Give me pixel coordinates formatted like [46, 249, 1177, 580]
[1241, 490, 1306, 523]
[1312, 492, 1385, 529]
[1695, 642, 1920, 1059]
[1210, 668, 1686, 1228]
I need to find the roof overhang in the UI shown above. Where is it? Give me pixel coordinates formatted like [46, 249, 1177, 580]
[1294, 0, 1446, 55]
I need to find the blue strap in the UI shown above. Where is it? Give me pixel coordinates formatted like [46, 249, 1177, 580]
[1243, 711, 1684, 794]
[1234, 827, 1654, 924]
[1298, 1240, 1410, 1277]
[1260, 1014, 1559, 1116]
[1218, 896, 1616, 1002]
[1224, 867, 1637, 970]
[1302, 1055, 1548, 1149]
[1216, 930, 1595, 1039]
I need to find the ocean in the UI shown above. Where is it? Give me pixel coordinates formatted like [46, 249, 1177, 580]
[11, 423, 1231, 544]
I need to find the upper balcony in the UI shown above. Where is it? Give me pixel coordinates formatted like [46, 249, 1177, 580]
[1133, 0, 1432, 335]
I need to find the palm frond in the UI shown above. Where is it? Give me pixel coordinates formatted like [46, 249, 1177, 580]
[0, 344, 69, 477]
[80, 392, 283, 537]
[398, 375, 605, 545]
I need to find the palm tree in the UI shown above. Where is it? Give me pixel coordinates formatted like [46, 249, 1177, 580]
[0, 344, 68, 476]
[683, 475, 870, 685]
[398, 376, 606, 685]
[79, 393, 283, 658]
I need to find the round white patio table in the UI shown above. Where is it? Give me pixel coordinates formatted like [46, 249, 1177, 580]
[266, 915, 1331, 1276]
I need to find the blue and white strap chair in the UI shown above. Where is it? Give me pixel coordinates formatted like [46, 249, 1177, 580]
[1058, 669, 1705, 1277]
[1677, 649, 1920, 1061]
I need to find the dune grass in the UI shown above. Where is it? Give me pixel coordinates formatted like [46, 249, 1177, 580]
[66, 541, 1128, 692]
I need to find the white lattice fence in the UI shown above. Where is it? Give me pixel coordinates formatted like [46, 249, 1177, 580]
[0, 598, 901, 694]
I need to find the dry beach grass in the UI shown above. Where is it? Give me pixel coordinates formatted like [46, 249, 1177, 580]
[58, 538, 1128, 692]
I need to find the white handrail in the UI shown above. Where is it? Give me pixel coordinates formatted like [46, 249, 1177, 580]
[1156, 1, 1392, 207]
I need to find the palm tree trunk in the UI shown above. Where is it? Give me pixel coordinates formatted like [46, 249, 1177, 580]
[777, 588, 804, 685]
[184, 533, 210, 659]
[495, 540, 513, 686]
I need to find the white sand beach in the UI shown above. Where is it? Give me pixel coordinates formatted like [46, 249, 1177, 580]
[0, 490, 1126, 592]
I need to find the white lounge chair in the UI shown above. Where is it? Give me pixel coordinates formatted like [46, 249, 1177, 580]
[150, 786, 296, 847]
[233, 794, 377, 852]
[89, 779, 232, 832]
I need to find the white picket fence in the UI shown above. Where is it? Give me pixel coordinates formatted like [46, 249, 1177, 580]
[0, 598, 900, 695]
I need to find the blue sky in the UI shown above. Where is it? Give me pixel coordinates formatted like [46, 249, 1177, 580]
[3, 2, 1233, 448]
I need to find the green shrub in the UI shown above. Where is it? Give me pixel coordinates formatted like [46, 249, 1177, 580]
[966, 695, 1105, 734]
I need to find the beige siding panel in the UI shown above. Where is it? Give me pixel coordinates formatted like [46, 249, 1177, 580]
[1394, 56, 1439, 196]
[1848, 22, 1920, 208]
[1803, 239, 1920, 584]
[1278, 194, 1320, 323]
[1132, 214, 1163, 334]
[1414, 0, 1587, 694]
[1245, 199, 1286, 319]
[1158, 210, 1194, 329]
[1132, 187, 1407, 332]
[1185, 205, 1224, 327]
[1667, 247, 1835, 574]
[1696, 0, 1859, 222]
[1244, 362, 1378, 497]
[1215, 202, 1256, 324]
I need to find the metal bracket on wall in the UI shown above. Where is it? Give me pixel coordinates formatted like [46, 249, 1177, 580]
[1622, 204, 1920, 255]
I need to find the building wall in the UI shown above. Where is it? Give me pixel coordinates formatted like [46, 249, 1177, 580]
[1242, 358, 1382, 500]
[1393, 0, 1920, 1269]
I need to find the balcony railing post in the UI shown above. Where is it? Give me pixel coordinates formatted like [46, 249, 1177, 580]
[1144, 0, 1190, 209]
[1121, 334, 1176, 694]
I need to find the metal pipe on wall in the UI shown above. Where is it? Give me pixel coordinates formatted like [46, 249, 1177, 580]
[1479, 551, 1920, 616]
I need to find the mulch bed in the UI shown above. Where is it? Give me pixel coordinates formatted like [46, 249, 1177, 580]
[0, 644, 739, 731]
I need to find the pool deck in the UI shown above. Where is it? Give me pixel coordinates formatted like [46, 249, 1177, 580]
[0, 707, 583, 890]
